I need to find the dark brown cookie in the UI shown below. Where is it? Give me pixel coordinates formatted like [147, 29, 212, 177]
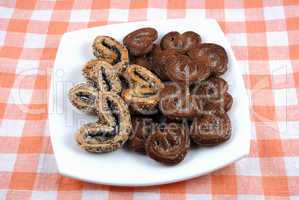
[190, 113, 231, 146]
[161, 31, 201, 54]
[151, 46, 175, 81]
[164, 53, 210, 85]
[146, 122, 189, 165]
[133, 55, 153, 71]
[187, 43, 228, 76]
[159, 82, 203, 119]
[192, 76, 228, 99]
[192, 77, 233, 113]
[204, 92, 233, 113]
[127, 117, 157, 153]
[123, 27, 158, 56]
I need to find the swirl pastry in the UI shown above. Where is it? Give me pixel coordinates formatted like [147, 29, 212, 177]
[132, 55, 153, 71]
[122, 64, 164, 115]
[165, 53, 210, 85]
[68, 83, 97, 114]
[123, 27, 158, 56]
[151, 46, 176, 81]
[130, 45, 157, 72]
[205, 93, 233, 113]
[159, 82, 203, 119]
[127, 117, 156, 153]
[75, 91, 132, 153]
[187, 43, 228, 76]
[82, 60, 122, 93]
[192, 77, 233, 113]
[190, 113, 231, 146]
[92, 36, 129, 73]
[146, 122, 189, 165]
[161, 31, 201, 54]
[193, 76, 228, 98]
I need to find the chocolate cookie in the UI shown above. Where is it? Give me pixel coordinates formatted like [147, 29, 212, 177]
[161, 31, 201, 53]
[146, 122, 189, 165]
[190, 113, 231, 146]
[192, 76, 233, 113]
[159, 82, 203, 119]
[151, 46, 175, 81]
[187, 43, 228, 76]
[164, 53, 210, 85]
[123, 27, 158, 56]
[127, 117, 157, 153]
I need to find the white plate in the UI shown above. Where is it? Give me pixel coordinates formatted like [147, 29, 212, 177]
[49, 19, 251, 186]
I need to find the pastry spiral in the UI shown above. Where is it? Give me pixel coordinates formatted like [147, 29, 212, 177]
[92, 36, 129, 73]
[123, 27, 157, 56]
[161, 31, 201, 54]
[68, 83, 98, 114]
[190, 113, 231, 146]
[122, 64, 164, 115]
[75, 91, 132, 153]
[187, 43, 228, 76]
[82, 60, 122, 93]
[146, 122, 189, 165]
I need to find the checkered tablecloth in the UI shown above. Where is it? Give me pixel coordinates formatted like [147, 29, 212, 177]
[0, 0, 299, 199]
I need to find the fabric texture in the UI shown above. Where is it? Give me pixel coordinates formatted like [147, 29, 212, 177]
[0, 0, 299, 199]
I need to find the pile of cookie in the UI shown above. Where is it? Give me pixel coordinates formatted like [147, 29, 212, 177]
[68, 27, 232, 165]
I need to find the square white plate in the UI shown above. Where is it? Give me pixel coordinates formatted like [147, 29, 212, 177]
[49, 19, 251, 186]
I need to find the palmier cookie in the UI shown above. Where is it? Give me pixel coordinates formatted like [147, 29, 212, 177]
[127, 116, 156, 153]
[123, 27, 158, 56]
[122, 64, 164, 115]
[190, 113, 232, 146]
[187, 43, 228, 76]
[159, 82, 203, 119]
[151, 46, 175, 81]
[146, 122, 190, 165]
[164, 53, 210, 85]
[192, 76, 233, 114]
[161, 31, 201, 54]
[92, 36, 129, 73]
[68, 83, 97, 115]
[75, 91, 132, 153]
[82, 60, 122, 94]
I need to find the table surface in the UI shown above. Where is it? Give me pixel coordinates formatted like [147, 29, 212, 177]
[0, 0, 298, 200]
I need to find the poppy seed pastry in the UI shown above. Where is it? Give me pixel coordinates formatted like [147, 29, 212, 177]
[92, 36, 129, 73]
[82, 60, 122, 94]
[121, 64, 164, 115]
[75, 91, 132, 153]
[68, 83, 98, 115]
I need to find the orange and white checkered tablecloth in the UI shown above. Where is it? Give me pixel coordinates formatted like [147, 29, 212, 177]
[0, 0, 299, 199]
